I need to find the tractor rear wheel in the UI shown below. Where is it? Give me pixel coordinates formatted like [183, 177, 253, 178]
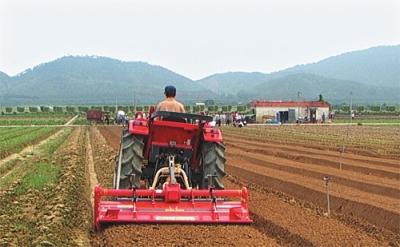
[199, 141, 226, 189]
[113, 129, 144, 189]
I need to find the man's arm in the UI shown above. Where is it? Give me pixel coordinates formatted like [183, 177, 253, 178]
[176, 100, 185, 112]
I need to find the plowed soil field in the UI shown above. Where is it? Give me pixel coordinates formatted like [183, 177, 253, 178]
[90, 124, 399, 247]
[1, 123, 398, 246]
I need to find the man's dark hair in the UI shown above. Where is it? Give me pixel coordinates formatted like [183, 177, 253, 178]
[164, 85, 176, 97]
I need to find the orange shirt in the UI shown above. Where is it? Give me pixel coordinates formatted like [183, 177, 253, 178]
[156, 97, 185, 113]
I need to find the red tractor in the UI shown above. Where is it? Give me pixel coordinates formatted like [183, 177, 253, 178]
[94, 110, 252, 229]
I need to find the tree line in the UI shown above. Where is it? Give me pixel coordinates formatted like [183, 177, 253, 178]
[2, 105, 249, 115]
[2, 104, 397, 116]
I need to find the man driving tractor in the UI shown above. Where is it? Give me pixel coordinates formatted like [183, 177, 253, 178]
[156, 85, 185, 113]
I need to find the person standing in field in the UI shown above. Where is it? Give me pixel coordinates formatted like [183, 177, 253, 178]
[226, 113, 232, 125]
[220, 113, 226, 126]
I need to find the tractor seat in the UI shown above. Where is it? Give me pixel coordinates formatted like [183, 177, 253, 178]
[162, 116, 187, 123]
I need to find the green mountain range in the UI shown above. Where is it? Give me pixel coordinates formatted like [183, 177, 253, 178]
[0, 45, 399, 106]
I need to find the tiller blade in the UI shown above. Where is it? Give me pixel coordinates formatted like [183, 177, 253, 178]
[94, 183, 253, 229]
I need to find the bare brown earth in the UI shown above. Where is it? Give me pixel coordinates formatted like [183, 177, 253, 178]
[0, 123, 398, 246]
[90, 125, 399, 247]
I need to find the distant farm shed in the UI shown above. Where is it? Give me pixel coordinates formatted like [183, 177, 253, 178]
[249, 100, 331, 123]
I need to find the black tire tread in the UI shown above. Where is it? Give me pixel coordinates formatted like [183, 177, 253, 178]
[200, 141, 226, 189]
[114, 129, 144, 189]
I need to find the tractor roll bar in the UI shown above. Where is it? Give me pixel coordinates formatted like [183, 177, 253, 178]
[151, 111, 213, 122]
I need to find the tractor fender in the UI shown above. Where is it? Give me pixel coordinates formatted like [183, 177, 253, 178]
[202, 128, 223, 142]
[128, 119, 149, 135]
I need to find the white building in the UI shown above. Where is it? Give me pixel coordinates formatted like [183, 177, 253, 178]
[249, 100, 331, 123]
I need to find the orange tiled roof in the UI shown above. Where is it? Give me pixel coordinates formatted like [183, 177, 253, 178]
[249, 100, 330, 107]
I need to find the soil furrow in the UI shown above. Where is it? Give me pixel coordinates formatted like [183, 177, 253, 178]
[224, 135, 400, 171]
[225, 147, 400, 213]
[225, 175, 398, 247]
[225, 164, 399, 233]
[222, 125, 400, 158]
[227, 149, 399, 198]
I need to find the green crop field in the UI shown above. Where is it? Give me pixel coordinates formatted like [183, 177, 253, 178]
[0, 127, 58, 159]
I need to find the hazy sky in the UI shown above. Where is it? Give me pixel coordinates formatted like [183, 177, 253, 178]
[1, 0, 399, 80]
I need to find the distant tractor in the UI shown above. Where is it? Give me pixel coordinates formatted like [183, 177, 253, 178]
[114, 110, 128, 127]
[86, 110, 110, 125]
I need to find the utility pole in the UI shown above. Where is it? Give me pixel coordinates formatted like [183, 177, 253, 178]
[134, 91, 137, 107]
[350, 91, 353, 121]
[339, 91, 353, 170]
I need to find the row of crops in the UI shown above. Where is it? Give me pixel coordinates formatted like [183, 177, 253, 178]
[0, 114, 76, 163]
[0, 127, 59, 159]
[0, 113, 79, 126]
[0, 113, 112, 126]
[0, 119, 69, 126]
[0, 114, 79, 165]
